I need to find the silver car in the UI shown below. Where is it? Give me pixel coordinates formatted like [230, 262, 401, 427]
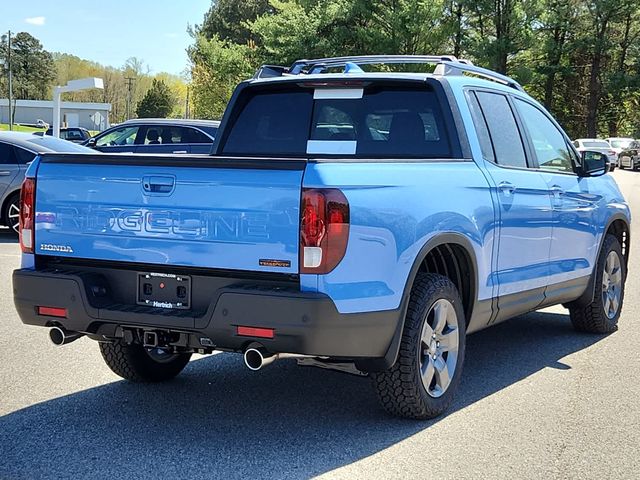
[0, 132, 94, 235]
[573, 138, 617, 171]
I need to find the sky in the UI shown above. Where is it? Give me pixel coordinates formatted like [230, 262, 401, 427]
[2, 0, 212, 76]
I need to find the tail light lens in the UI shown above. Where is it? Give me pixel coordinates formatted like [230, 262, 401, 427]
[300, 188, 349, 274]
[19, 178, 35, 254]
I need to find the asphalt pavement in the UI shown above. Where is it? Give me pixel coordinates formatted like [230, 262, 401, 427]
[1, 170, 639, 479]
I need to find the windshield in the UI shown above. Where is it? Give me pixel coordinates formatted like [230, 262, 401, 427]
[583, 141, 610, 148]
[26, 136, 94, 152]
[610, 139, 633, 149]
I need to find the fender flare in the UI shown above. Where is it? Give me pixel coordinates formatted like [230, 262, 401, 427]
[567, 213, 630, 309]
[356, 232, 479, 372]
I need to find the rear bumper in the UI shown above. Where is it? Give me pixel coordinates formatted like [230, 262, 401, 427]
[13, 268, 401, 362]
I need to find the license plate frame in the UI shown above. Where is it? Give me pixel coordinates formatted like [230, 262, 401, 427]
[136, 272, 191, 310]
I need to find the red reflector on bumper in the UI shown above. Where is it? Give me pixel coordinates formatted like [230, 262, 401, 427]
[38, 306, 67, 318]
[237, 326, 274, 339]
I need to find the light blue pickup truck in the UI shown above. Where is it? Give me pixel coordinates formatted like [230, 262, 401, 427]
[13, 56, 630, 419]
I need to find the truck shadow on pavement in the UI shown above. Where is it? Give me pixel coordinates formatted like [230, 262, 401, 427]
[0, 310, 608, 479]
[0, 229, 18, 243]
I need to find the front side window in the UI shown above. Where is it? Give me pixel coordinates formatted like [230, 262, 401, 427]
[96, 126, 139, 147]
[475, 91, 527, 168]
[515, 99, 574, 174]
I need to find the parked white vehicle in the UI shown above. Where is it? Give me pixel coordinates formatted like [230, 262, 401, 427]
[605, 137, 634, 156]
[573, 138, 617, 170]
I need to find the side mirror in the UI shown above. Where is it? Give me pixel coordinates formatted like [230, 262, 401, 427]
[579, 150, 607, 177]
[86, 138, 97, 148]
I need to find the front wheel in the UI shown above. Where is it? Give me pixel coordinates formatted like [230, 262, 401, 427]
[372, 273, 466, 419]
[569, 234, 625, 333]
[99, 341, 192, 382]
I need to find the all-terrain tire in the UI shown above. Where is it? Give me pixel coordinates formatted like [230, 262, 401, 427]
[569, 234, 625, 334]
[372, 273, 466, 420]
[99, 341, 192, 382]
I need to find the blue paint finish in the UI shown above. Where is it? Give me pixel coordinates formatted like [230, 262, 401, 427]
[23, 73, 632, 326]
[302, 162, 496, 313]
[34, 163, 303, 273]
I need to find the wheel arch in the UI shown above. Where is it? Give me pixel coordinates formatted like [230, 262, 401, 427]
[356, 232, 480, 373]
[567, 213, 630, 309]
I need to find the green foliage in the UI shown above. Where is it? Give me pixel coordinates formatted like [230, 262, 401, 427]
[136, 79, 175, 118]
[187, 0, 640, 138]
[199, 0, 273, 44]
[52, 53, 189, 122]
[188, 35, 257, 119]
[0, 32, 56, 100]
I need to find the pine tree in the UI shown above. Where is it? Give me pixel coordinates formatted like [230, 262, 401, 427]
[136, 79, 174, 118]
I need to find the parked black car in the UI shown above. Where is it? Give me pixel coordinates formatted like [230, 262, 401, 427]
[618, 140, 640, 170]
[84, 119, 220, 154]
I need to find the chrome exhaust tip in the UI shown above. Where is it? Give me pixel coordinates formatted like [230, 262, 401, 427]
[49, 326, 83, 347]
[244, 347, 277, 371]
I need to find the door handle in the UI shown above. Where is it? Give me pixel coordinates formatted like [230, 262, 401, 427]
[497, 181, 515, 196]
[550, 185, 564, 205]
[550, 185, 564, 197]
[142, 175, 175, 194]
[0, 170, 12, 176]
[172, 150, 188, 154]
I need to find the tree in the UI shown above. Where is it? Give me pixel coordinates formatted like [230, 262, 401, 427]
[188, 35, 256, 119]
[136, 79, 175, 118]
[199, 0, 273, 44]
[0, 32, 56, 100]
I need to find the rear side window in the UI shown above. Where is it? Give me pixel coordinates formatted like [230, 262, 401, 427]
[0, 142, 17, 164]
[221, 87, 451, 158]
[14, 147, 36, 164]
[186, 127, 213, 144]
[474, 91, 527, 168]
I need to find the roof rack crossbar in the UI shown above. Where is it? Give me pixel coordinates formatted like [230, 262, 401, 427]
[253, 55, 524, 92]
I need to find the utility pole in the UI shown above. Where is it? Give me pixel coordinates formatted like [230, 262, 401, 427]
[185, 86, 190, 119]
[125, 76, 135, 120]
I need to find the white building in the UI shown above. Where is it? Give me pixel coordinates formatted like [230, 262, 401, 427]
[0, 99, 111, 131]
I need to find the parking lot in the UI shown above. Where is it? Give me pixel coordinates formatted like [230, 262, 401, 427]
[0, 169, 639, 480]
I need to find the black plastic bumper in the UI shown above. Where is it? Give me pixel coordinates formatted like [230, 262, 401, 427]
[13, 268, 402, 363]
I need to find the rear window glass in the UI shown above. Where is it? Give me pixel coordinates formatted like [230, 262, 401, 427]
[223, 91, 313, 156]
[582, 141, 610, 148]
[221, 87, 451, 157]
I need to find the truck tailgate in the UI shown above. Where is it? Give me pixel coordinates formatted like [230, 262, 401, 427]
[34, 154, 304, 274]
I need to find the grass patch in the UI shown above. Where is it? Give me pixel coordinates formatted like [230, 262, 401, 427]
[0, 123, 44, 133]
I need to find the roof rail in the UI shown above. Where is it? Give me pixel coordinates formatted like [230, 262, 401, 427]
[253, 54, 524, 92]
[433, 61, 524, 92]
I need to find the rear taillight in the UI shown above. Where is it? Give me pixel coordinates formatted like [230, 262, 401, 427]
[300, 188, 349, 274]
[19, 178, 35, 254]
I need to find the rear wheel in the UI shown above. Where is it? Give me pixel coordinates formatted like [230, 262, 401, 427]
[372, 273, 466, 419]
[569, 234, 625, 333]
[2, 192, 20, 236]
[99, 341, 192, 382]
